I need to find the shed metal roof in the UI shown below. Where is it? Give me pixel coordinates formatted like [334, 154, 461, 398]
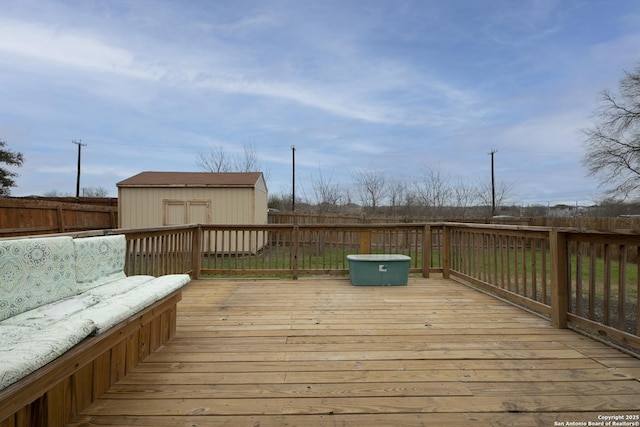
[117, 172, 264, 188]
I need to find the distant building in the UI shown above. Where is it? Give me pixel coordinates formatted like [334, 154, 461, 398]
[117, 171, 268, 252]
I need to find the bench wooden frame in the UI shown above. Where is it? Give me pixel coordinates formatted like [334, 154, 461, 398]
[0, 289, 182, 427]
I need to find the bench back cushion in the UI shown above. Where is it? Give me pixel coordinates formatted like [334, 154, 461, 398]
[74, 235, 127, 293]
[0, 236, 77, 321]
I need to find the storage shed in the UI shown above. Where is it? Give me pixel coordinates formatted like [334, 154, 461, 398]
[117, 171, 268, 228]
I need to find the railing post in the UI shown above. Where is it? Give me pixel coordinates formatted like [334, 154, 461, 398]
[191, 225, 202, 280]
[442, 225, 450, 279]
[292, 225, 299, 280]
[422, 225, 431, 278]
[550, 230, 569, 328]
[359, 230, 372, 254]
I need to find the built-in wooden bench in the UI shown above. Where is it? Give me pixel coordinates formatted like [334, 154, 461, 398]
[0, 291, 181, 427]
[0, 234, 190, 427]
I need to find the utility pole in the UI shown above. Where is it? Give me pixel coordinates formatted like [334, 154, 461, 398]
[489, 149, 497, 216]
[291, 145, 296, 212]
[72, 140, 86, 198]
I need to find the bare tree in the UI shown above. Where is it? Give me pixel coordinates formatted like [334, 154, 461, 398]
[196, 146, 232, 172]
[82, 186, 110, 197]
[196, 144, 262, 173]
[477, 179, 512, 216]
[414, 167, 452, 217]
[311, 169, 342, 213]
[235, 144, 259, 172]
[387, 179, 407, 216]
[196, 143, 270, 187]
[452, 179, 479, 218]
[43, 189, 72, 197]
[268, 192, 292, 212]
[402, 187, 419, 217]
[582, 64, 640, 198]
[352, 167, 386, 213]
[43, 187, 110, 197]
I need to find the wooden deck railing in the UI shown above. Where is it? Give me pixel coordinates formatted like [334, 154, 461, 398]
[197, 224, 430, 277]
[565, 229, 640, 349]
[120, 226, 197, 277]
[111, 223, 432, 278]
[440, 223, 552, 316]
[37, 222, 638, 352]
[439, 222, 640, 352]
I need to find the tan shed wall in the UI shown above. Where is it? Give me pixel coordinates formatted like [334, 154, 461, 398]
[118, 186, 268, 229]
[118, 184, 268, 253]
[254, 175, 268, 224]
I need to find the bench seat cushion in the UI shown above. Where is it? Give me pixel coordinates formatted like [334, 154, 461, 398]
[78, 274, 190, 334]
[1, 294, 98, 329]
[83, 275, 155, 299]
[0, 318, 96, 390]
[142, 274, 191, 300]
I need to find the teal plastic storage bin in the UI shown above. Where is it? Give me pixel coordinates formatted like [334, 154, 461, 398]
[347, 254, 410, 286]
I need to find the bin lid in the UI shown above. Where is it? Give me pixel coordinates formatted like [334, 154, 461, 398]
[347, 254, 410, 261]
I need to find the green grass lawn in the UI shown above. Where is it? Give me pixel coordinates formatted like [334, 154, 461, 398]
[201, 246, 429, 271]
[201, 242, 637, 296]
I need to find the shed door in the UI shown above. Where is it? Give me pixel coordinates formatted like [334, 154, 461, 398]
[163, 199, 211, 225]
[188, 200, 211, 224]
[164, 200, 187, 225]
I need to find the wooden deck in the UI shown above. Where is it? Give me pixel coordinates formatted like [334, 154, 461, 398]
[67, 277, 640, 426]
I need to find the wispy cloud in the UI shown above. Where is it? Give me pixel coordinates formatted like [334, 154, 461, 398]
[0, 19, 140, 75]
[479, 0, 566, 47]
[0, 20, 461, 128]
[1, 0, 639, 204]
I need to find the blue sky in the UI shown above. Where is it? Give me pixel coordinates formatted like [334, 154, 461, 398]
[1, 0, 639, 206]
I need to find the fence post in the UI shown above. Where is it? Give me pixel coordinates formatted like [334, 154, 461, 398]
[292, 225, 299, 280]
[57, 205, 66, 233]
[191, 225, 202, 280]
[442, 225, 450, 279]
[550, 230, 569, 328]
[359, 230, 371, 254]
[110, 210, 117, 229]
[422, 225, 431, 278]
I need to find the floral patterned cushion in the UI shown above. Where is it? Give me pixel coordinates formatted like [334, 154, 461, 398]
[144, 274, 191, 299]
[1, 294, 98, 329]
[74, 235, 126, 293]
[78, 287, 159, 334]
[85, 275, 155, 299]
[0, 236, 77, 321]
[0, 318, 96, 390]
[77, 274, 190, 335]
[0, 233, 191, 391]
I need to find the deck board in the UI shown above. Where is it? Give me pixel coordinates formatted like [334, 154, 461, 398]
[67, 277, 640, 426]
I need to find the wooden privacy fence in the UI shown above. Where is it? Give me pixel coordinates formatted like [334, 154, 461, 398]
[0, 197, 117, 236]
[271, 211, 640, 230]
[11, 222, 637, 353]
